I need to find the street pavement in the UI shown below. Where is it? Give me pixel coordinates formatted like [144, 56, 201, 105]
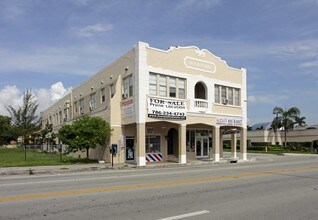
[1, 153, 318, 220]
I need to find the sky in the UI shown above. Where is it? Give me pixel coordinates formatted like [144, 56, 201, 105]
[0, 0, 318, 125]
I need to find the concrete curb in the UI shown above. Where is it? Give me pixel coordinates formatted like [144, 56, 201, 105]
[0, 158, 256, 176]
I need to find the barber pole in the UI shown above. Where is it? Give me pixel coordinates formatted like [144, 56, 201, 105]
[146, 153, 163, 162]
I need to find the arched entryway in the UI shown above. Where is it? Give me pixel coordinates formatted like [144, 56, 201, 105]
[195, 82, 207, 99]
[167, 128, 178, 156]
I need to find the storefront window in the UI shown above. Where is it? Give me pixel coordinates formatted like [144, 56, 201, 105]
[186, 130, 196, 152]
[146, 135, 161, 153]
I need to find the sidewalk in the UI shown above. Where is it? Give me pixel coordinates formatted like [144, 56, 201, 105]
[0, 157, 249, 176]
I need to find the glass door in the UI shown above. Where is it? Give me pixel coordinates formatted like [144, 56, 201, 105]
[195, 137, 209, 158]
[125, 137, 135, 161]
[196, 139, 202, 157]
[203, 138, 208, 157]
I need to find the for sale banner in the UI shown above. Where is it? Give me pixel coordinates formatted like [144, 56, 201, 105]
[148, 98, 186, 120]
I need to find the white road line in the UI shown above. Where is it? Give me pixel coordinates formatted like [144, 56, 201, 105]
[157, 210, 210, 220]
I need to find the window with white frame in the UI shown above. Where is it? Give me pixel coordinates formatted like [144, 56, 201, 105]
[101, 88, 106, 103]
[79, 99, 84, 114]
[59, 111, 62, 123]
[234, 88, 240, 106]
[149, 72, 186, 99]
[228, 88, 234, 105]
[63, 109, 67, 122]
[178, 79, 185, 99]
[149, 73, 157, 95]
[90, 93, 96, 111]
[110, 84, 115, 98]
[214, 85, 220, 103]
[159, 75, 167, 97]
[74, 101, 78, 113]
[169, 77, 176, 98]
[123, 75, 133, 99]
[214, 85, 241, 106]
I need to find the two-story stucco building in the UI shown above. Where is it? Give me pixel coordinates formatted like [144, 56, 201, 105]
[41, 42, 248, 166]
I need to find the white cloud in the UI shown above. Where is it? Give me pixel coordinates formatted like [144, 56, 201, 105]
[292, 0, 318, 6]
[72, 23, 113, 37]
[176, 0, 222, 9]
[247, 94, 289, 105]
[299, 61, 318, 68]
[69, 0, 92, 6]
[0, 85, 22, 116]
[269, 39, 318, 59]
[0, 82, 71, 117]
[50, 82, 72, 102]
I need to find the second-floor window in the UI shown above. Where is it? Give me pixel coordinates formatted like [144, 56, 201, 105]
[123, 75, 133, 98]
[149, 73, 157, 96]
[59, 111, 62, 123]
[90, 93, 96, 111]
[101, 88, 106, 103]
[169, 77, 176, 98]
[149, 72, 186, 99]
[74, 101, 78, 113]
[214, 85, 241, 106]
[79, 99, 84, 114]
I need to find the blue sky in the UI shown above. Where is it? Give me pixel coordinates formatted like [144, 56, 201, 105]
[1, 0, 318, 125]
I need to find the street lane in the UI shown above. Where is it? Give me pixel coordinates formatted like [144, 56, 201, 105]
[1, 154, 318, 219]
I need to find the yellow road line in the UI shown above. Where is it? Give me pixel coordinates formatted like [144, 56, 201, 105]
[1, 165, 318, 203]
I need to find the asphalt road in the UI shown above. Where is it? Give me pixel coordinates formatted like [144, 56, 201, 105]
[1, 154, 318, 220]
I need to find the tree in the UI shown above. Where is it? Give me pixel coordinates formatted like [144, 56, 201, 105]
[58, 115, 111, 159]
[41, 122, 55, 152]
[0, 115, 14, 145]
[271, 106, 306, 147]
[6, 89, 40, 160]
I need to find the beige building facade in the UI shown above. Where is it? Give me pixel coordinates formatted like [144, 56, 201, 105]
[41, 42, 248, 166]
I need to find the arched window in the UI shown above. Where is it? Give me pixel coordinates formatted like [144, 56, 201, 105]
[195, 82, 207, 99]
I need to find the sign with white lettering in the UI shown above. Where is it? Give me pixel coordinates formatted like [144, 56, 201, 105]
[148, 98, 186, 119]
[216, 117, 243, 127]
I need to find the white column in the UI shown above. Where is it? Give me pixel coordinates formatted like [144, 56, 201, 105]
[219, 130, 223, 159]
[136, 123, 146, 166]
[231, 131, 237, 158]
[178, 124, 187, 164]
[212, 126, 220, 162]
[240, 127, 247, 160]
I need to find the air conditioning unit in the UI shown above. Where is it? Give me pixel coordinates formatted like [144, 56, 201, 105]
[222, 98, 228, 105]
[122, 94, 128, 99]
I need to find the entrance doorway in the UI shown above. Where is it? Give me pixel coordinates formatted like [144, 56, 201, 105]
[125, 137, 135, 161]
[195, 137, 209, 157]
[167, 128, 178, 155]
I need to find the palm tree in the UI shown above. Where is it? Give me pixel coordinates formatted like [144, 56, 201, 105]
[271, 107, 306, 147]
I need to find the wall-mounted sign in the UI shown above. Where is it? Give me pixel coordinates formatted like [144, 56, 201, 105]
[121, 99, 134, 118]
[216, 117, 243, 127]
[148, 98, 186, 120]
[184, 56, 216, 73]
